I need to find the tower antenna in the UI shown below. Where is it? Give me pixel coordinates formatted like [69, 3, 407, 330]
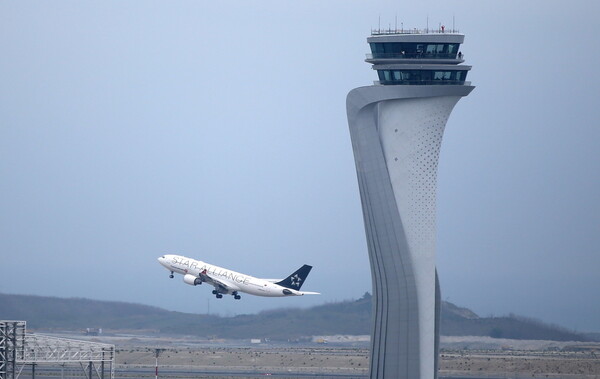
[395, 14, 397, 31]
[453, 14, 455, 32]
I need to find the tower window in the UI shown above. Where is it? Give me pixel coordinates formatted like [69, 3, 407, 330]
[377, 70, 468, 85]
[370, 42, 463, 59]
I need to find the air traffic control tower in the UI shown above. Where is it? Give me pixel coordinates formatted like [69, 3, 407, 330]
[346, 28, 474, 379]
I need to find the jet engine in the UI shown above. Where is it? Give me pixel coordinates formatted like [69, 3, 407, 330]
[183, 274, 202, 286]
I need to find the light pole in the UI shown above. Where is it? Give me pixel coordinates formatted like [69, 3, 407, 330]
[154, 348, 165, 379]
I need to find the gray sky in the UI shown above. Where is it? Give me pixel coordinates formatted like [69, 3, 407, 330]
[1, 1, 599, 331]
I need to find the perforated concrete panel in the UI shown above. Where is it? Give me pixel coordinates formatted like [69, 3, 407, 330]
[346, 85, 473, 379]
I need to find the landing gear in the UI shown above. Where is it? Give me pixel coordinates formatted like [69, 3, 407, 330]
[212, 290, 217, 295]
[216, 294, 223, 299]
[233, 291, 241, 300]
[169, 271, 174, 279]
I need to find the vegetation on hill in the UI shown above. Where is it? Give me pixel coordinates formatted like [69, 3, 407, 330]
[0, 292, 588, 341]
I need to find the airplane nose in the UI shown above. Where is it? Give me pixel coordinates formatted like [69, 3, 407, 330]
[157, 256, 167, 265]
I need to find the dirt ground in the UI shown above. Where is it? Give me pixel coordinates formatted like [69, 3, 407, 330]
[117, 346, 369, 376]
[440, 350, 600, 378]
[114, 346, 600, 378]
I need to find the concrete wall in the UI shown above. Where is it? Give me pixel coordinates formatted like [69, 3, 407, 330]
[346, 85, 473, 379]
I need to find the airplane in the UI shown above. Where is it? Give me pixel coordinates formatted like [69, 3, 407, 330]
[157, 254, 320, 300]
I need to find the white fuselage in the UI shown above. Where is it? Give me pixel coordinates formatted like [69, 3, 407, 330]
[158, 254, 308, 297]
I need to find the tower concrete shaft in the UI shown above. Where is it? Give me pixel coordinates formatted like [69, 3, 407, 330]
[346, 30, 474, 379]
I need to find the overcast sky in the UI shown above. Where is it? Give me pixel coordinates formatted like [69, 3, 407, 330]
[1, 0, 599, 332]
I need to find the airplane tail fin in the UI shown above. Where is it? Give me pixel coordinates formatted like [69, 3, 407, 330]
[275, 264, 312, 290]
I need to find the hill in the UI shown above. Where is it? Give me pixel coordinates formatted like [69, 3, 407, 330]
[0, 292, 588, 341]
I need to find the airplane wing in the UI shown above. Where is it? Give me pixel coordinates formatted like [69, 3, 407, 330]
[199, 269, 232, 293]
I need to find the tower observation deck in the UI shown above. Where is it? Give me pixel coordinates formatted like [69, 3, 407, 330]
[367, 29, 471, 85]
[346, 28, 474, 379]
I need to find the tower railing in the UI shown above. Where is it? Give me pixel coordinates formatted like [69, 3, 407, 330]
[371, 28, 460, 36]
[366, 52, 463, 60]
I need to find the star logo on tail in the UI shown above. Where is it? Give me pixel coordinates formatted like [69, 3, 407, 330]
[291, 274, 302, 288]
